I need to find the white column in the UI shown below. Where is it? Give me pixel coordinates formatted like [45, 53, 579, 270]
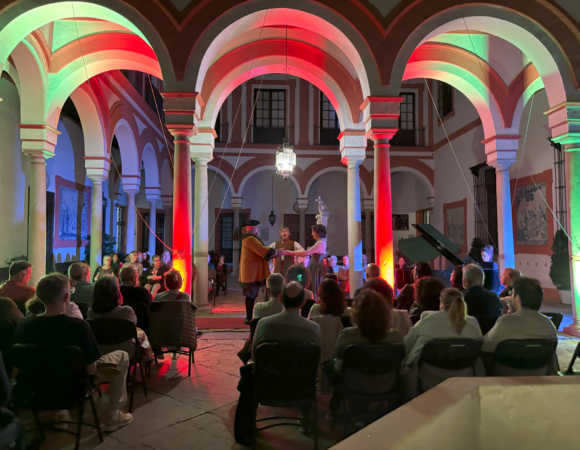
[297, 198, 309, 248]
[362, 199, 374, 263]
[88, 177, 104, 273]
[161, 195, 173, 250]
[231, 196, 243, 275]
[146, 189, 161, 256]
[340, 131, 366, 293]
[20, 124, 60, 286]
[192, 154, 212, 306]
[485, 136, 517, 274]
[122, 181, 140, 254]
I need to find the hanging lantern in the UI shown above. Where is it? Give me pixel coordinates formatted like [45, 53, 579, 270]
[275, 138, 296, 179]
[269, 210, 277, 226]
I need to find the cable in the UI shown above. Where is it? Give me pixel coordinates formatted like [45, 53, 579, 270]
[147, 74, 174, 167]
[510, 93, 534, 208]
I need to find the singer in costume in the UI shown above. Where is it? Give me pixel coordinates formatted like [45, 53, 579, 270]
[268, 227, 304, 277]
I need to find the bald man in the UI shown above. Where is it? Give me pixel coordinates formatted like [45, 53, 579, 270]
[353, 264, 381, 299]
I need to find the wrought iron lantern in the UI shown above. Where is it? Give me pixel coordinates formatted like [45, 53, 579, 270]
[269, 172, 277, 226]
[275, 138, 296, 179]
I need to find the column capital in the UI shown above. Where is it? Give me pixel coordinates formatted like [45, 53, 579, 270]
[483, 135, 518, 170]
[339, 130, 366, 165]
[19, 123, 61, 160]
[191, 129, 215, 161]
[362, 198, 374, 211]
[121, 175, 140, 196]
[85, 156, 111, 181]
[545, 102, 580, 145]
[161, 194, 173, 209]
[360, 96, 403, 138]
[161, 91, 204, 122]
[296, 198, 308, 212]
[231, 197, 243, 211]
[145, 187, 161, 204]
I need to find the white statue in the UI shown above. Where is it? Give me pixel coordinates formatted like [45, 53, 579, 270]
[315, 196, 329, 227]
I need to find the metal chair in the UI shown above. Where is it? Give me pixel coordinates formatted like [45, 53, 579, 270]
[419, 339, 483, 392]
[12, 344, 103, 450]
[75, 302, 89, 319]
[87, 318, 147, 412]
[475, 315, 499, 335]
[148, 301, 197, 376]
[252, 342, 320, 449]
[491, 339, 557, 376]
[123, 301, 149, 333]
[541, 312, 563, 331]
[564, 340, 580, 375]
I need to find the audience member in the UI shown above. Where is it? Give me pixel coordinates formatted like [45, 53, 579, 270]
[361, 255, 368, 282]
[253, 273, 284, 319]
[499, 268, 522, 298]
[88, 275, 137, 324]
[482, 277, 558, 373]
[0, 261, 35, 314]
[337, 256, 350, 291]
[142, 253, 151, 270]
[161, 250, 173, 269]
[154, 269, 192, 302]
[450, 265, 464, 291]
[323, 273, 338, 283]
[409, 277, 445, 317]
[93, 255, 114, 281]
[285, 264, 315, 317]
[402, 288, 482, 397]
[325, 290, 403, 416]
[395, 261, 433, 311]
[360, 278, 412, 337]
[353, 263, 381, 299]
[480, 245, 501, 292]
[462, 264, 502, 321]
[15, 273, 132, 431]
[308, 279, 346, 319]
[24, 296, 83, 319]
[215, 255, 228, 296]
[111, 253, 122, 276]
[143, 255, 168, 299]
[126, 252, 144, 281]
[119, 266, 152, 307]
[0, 297, 23, 324]
[328, 255, 339, 274]
[68, 262, 94, 305]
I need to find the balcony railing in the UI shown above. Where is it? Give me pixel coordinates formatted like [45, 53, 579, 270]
[314, 126, 340, 145]
[389, 128, 426, 147]
[246, 125, 294, 145]
[216, 122, 229, 143]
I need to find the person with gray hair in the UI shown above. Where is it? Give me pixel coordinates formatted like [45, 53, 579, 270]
[462, 263, 502, 322]
[268, 227, 304, 277]
[253, 273, 285, 319]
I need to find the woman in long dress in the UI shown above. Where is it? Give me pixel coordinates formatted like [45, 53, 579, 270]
[286, 224, 328, 300]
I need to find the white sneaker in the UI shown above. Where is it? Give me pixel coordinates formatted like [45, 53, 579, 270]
[102, 411, 133, 432]
[54, 410, 71, 430]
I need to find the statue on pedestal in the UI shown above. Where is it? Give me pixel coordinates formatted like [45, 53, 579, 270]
[315, 196, 329, 227]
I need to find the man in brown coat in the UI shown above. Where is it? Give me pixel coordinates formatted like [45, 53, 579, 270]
[239, 220, 280, 324]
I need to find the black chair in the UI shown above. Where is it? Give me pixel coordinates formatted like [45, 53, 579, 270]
[252, 342, 320, 449]
[419, 339, 483, 392]
[476, 315, 499, 335]
[124, 301, 149, 333]
[0, 319, 16, 376]
[12, 344, 103, 450]
[340, 316, 352, 329]
[249, 318, 261, 344]
[491, 339, 557, 376]
[339, 343, 406, 432]
[564, 340, 580, 375]
[541, 312, 563, 331]
[87, 318, 147, 412]
[75, 302, 89, 319]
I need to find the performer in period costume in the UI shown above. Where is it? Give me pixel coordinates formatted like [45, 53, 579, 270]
[239, 220, 280, 323]
[286, 224, 328, 300]
[268, 227, 304, 277]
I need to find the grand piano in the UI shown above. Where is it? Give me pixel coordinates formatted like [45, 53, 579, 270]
[396, 224, 500, 291]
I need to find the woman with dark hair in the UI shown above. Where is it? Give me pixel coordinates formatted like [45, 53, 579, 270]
[110, 253, 123, 276]
[360, 278, 412, 336]
[409, 277, 445, 317]
[308, 279, 346, 319]
[395, 260, 433, 311]
[450, 265, 464, 291]
[286, 224, 328, 300]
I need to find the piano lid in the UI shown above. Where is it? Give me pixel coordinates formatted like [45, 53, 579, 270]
[398, 224, 463, 266]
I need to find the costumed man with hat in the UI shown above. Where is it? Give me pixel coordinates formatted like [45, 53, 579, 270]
[268, 227, 304, 277]
[239, 220, 282, 324]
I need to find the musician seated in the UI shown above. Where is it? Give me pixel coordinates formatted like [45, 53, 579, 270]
[143, 255, 169, 300]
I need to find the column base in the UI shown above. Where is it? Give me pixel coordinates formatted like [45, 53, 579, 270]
[563, 324, 580, 337]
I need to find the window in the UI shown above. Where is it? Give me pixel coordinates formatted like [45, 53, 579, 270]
[437, 82, 453, 118]
[391, 92, 417, 146]
[319, 93, 340, 145]
[552, 140, 567, 232]
[471, 163, 498, 249]
[216, 110, 228, 143]
[116, 206, 125, 253]
[253, 89, 286, 144]
[215, 213, 234, 262]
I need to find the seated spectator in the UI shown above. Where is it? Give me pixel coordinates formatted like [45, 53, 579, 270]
[325, 290, 403, 416]
[462, 264, 502, 321]
[360, 278, 412, 337]
[142, 253, 151, 270]
[409, 277, 445, 317]
[143, 255, 169, 300]
[24, 296, 83, 320]
[93, 255, 115, 282]
[0, 297, 23, 325]
[15, 273, 132, 431]
[308, 279, 346, 319]
[337, 256, 350, 292]
[154, 269, 192, 302]
[353, 263, 381, 299]
[450, 265, 464, 291]
[119, 266, 152, 307]
[285, 264, 315, 318]
[482, 277, 558, 373]
[161, 250, 173, 269]
[323, 273, 338, 283]
[395, 261, 433, 311]
[499, 268, 523, 314]
[111, 253, 123, 276]
[68, 262, 94, 305]
[0, 261, 35, 314]
[253, 273, 284, 319]
[481, 245, 501, 292]
[125, 252, 144, 283]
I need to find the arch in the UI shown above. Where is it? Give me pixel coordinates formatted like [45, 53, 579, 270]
[141, 142, 160, 188]
[0, 0, 175, 85]
[160, 159, 173, 196]
[185, 5, 380, 96]
[379, 166, 435, 200]
[303, 166, 346, 200]
[113, 118, 139, 177]
[208, 164, 235, 194]
[238, 166, 300, 199]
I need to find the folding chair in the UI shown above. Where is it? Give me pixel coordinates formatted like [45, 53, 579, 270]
[491, 339, 557, 376]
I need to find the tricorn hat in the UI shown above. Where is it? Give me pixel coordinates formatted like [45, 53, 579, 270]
[243, 219, 260, 227]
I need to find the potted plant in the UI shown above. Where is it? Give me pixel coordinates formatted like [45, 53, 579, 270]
[84, 234, 119, 264]
[549, 229, 571, 304]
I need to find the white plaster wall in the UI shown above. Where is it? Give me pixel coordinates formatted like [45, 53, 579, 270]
[0, 78, 29, 265]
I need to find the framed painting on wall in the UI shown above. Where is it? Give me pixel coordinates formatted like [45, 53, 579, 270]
[393, 214, 409, 230]
[511, 169, 553, 255]
[54, 176, 92, 249]
[443, 198, 467, 253]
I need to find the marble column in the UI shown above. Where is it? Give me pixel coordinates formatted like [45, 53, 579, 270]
[193, 155, 211, 306]
[362, 199, 374, 263]
[231, 197, 243, 275]
[122, 184, 139, 254]
[88, 176, 104, 274]
[146, 189, 161, 256]
[19, 124, 60, 285]
[297, 198, 309, 248]
[161, 195, 173, 250]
